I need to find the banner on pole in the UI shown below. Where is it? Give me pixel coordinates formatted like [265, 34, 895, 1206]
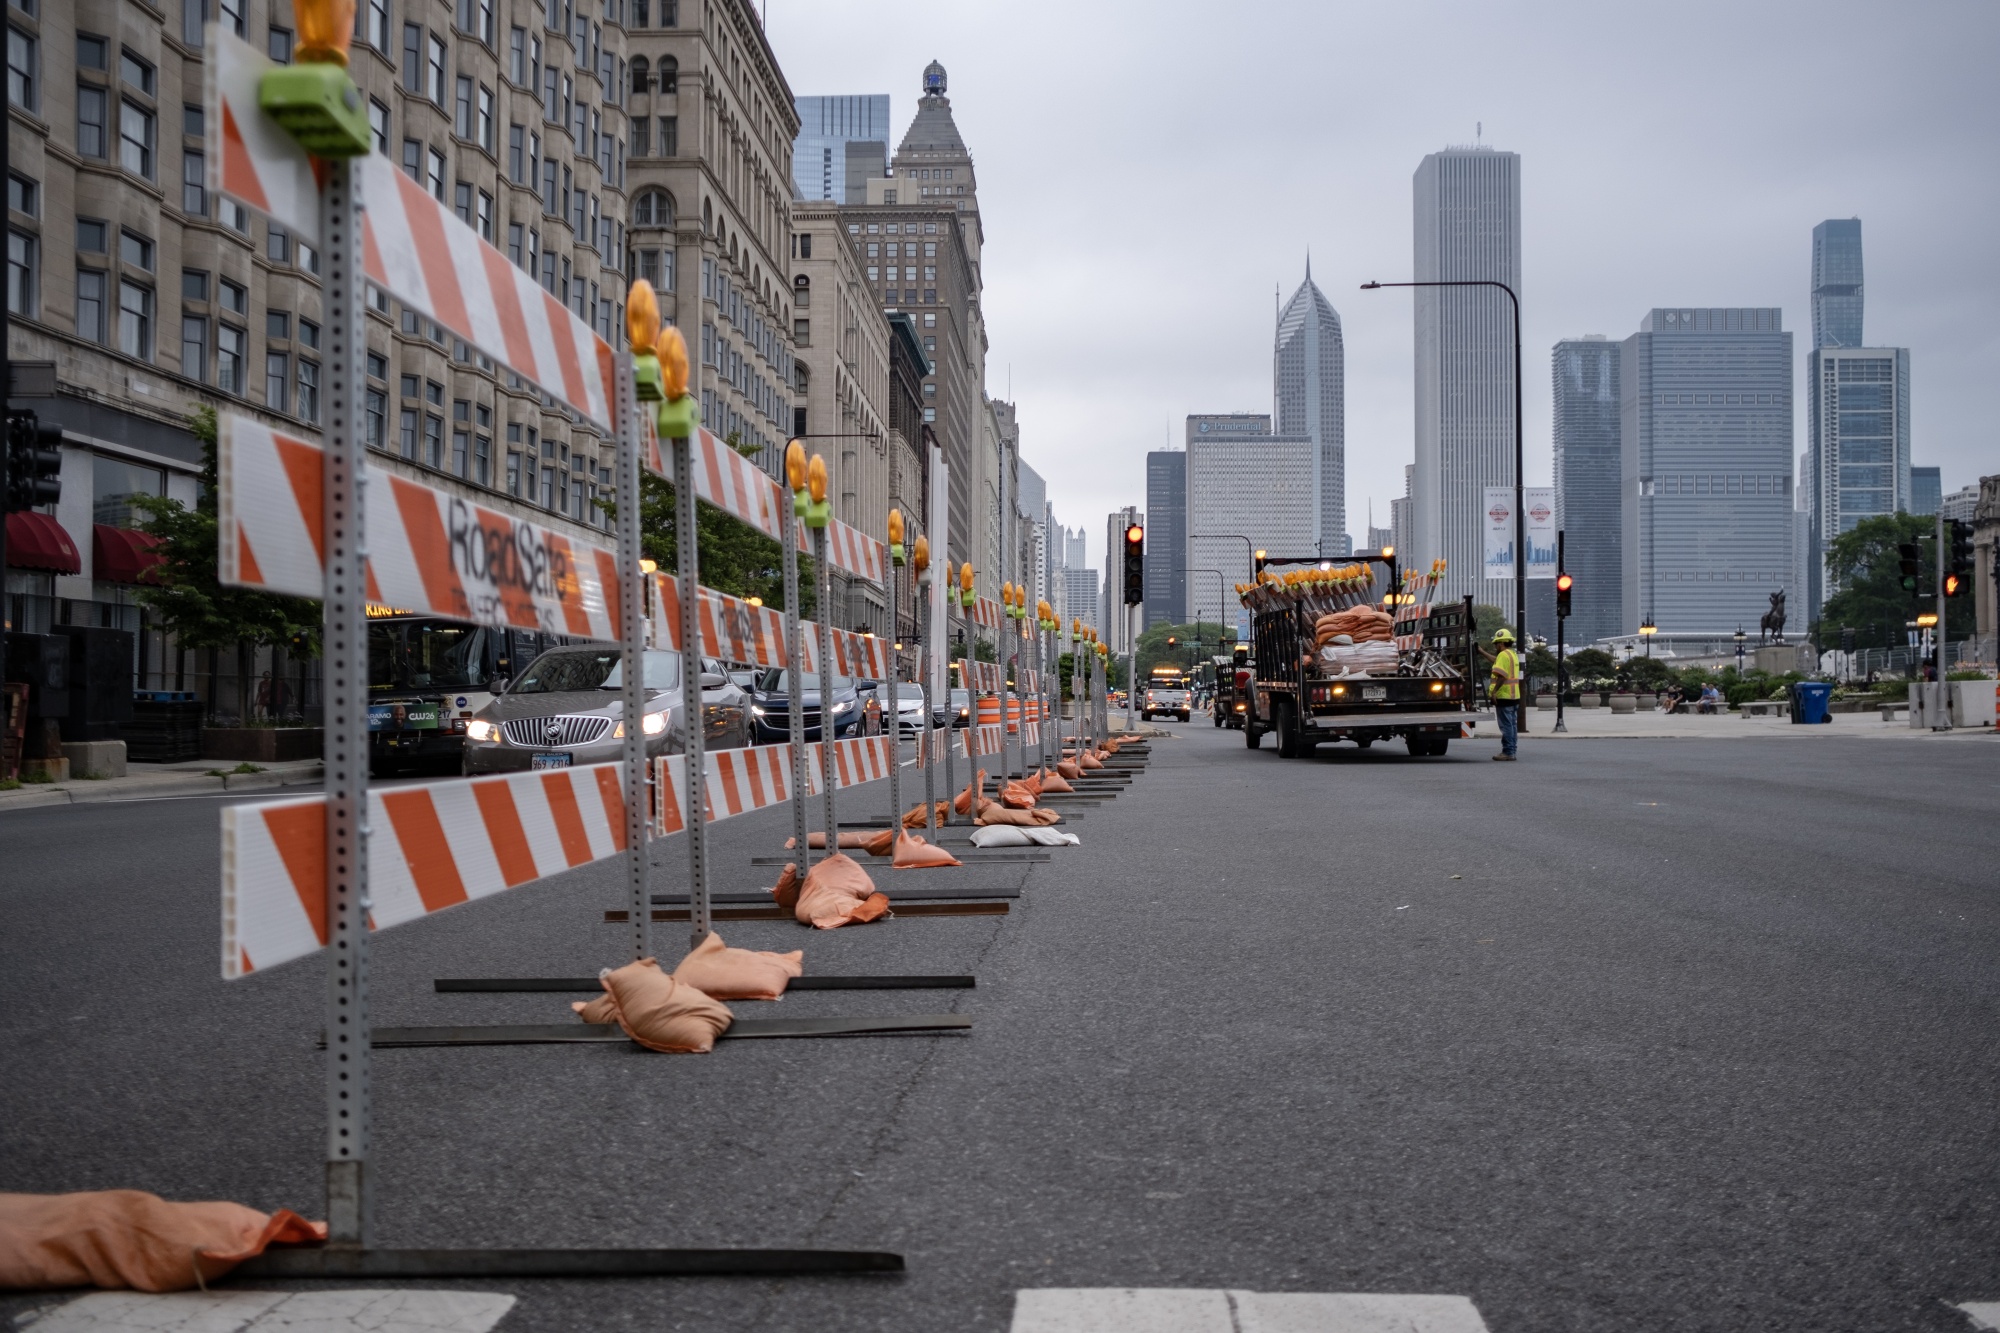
[211, 30, 617, 433]
[218, 416, 622, 638]
[1482, 487, 1514, 580]
[1525, 487, 1556, 580]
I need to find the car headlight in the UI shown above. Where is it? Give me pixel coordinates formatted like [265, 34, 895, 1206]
[834, 697, 858, 713]
[465, 719, 496, 742]
[751, 704, 768, 717]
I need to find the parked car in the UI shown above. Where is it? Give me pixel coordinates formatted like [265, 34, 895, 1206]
[948, 687, 972, 728]
[747, 669, 865, 745]
[461, 650, 748, 776]
[892, 683, 929, 736]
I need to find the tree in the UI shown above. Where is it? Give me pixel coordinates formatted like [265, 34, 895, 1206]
[1820, 513, 1968, 647]
[1523, 643, 1560, 689]
[604, 441, 815, 616]
[1565, 647, 1618, 689]
[131, 406, 321, 725]
[1617, 654, 1675, 692]
[1133, 619, 1232, 678]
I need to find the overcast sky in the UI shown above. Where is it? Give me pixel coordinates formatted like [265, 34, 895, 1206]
[770, 1, 2000, 567]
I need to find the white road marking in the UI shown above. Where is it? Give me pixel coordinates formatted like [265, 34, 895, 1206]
[18, 1289, 516, 1333]
[1010, 1288, 1489, 1333]
[1957, 1303, 2000, 1331]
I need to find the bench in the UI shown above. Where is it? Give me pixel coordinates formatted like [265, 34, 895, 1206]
[1879, 703, 1910, 721]
[1740, 700, 1790, 718]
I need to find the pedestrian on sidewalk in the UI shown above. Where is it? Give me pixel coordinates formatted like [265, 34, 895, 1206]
[1489, 629, 1521, 761]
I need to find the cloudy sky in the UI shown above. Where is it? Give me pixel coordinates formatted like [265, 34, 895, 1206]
[770, 1, 1999, 567]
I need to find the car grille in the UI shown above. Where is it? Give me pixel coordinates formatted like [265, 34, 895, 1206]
[501, 714, 613, 747]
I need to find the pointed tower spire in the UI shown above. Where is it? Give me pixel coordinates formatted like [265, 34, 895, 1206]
[1305, 251, 1311, 282]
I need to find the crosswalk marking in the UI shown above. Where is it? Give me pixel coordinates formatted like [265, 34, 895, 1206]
[1010, 1288, 1489, 1333]
[21, 1288, 515, 1332]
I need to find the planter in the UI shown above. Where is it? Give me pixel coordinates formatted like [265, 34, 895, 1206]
[1579, 693, 1603, 709]
[200, 727, 323, 762]
[1636, 693, 1659, 710]
[1535, 693, 1557, 710]
[1608, 694, 1638, 714]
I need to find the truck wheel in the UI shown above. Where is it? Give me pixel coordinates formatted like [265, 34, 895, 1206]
[1403, 735, 1428, 757]
[1355, 737, 1374, 750]
[1244, 718, 1262, 749]
[1213, 710, 1222, 728]
[1430, 738, 1449, 756]
[1275, 702, 1301, 758]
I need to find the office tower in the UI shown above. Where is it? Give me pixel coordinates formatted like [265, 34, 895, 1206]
[1911, 466, 1942, 516]
[1366, 524, 1394, 553]
[1063, 565, 1099, 637]
[792, 95, 892, 203]
[1811, 219, 1864, 350]
[1413, 145, 1522, 604]
[1621, 308, 1794, 634]
[1186, 415, 1314, 625]
[1941, 485, 1979, 523]
[1274, 266, 1346, 555]
[1016, 459, 1047, 608]
[1144, 451, 1187, 628]
[1807, 347, 1910, 617]
[1103, 507, 1143, 655]
[1552, 336, 1622, 644]
[1390, 465, 1414, 571]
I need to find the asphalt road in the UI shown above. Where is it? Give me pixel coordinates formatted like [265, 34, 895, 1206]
[3, 724, 1997, 1331]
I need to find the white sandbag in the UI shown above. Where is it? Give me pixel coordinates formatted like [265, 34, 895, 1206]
[1020, 826, 1079, 847]
[969, 824, 1034, 848]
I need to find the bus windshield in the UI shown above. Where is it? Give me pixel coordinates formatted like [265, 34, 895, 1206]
[368, 621, 490, 694]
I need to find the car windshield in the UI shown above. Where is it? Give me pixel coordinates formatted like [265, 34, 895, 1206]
[510, 649, 679, 693]
[368, 620, 490, 693]
[755, 670, 853, 692]
[951, 689, 969, 707]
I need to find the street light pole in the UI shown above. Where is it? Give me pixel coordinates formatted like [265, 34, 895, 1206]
[1361, 279, 1524, 657]
[1191, 533, 1257, 625]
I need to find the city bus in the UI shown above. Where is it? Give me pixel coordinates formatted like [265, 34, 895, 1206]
[367, 610, 568, 776]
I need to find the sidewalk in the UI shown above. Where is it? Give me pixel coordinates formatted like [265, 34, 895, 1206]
[1498, 706, 1994, 742]
[0, 758, 325, 810]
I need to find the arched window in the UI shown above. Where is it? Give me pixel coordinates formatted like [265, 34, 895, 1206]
[629, 57, 649, 94]
[633, 190, 672, 227]
[793, 274, 809, 309]
[794, 363, 809, 394]
[658, 56, 678, 95]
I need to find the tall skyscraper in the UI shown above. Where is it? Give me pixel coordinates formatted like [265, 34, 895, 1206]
[1274, 266, 1347, 556]
[792, 96, 893, 203]
[1811, 220, 1864, 350]
[1186, 416, 1314, 625]
[1413, 145, 1523, 604]
[1911, 466, 1942, 516]
[1143, 452, 1188, 628]
[1621, 308, 1794, 634]
[1804, 219, 1910, 620]
[1552, 336, 1622, 644]
[1390, 465, 1414, 572]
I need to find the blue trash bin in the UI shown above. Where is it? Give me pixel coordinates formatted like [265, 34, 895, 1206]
[1791, 681, 1833, 725]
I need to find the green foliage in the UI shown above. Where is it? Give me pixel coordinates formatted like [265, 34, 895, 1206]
[1523, 643, 1560, 686]
[609, 467, 815, 616]
[1947, 669, 1991, 682]
[971, 638, 996, 663]
[1134, 619, 1232, 678]
[1565, 647, 1618, 683]
[1471, 602, 1512, 643]
[1820, 513, 1970, 646]
[1617, 655, 1676, 692]
[132, 407, 322, 655]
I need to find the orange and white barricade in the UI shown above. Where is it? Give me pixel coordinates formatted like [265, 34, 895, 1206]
[961, 724, 1006, 759]
[220, 417, 621, 637]
[222, 763, 633, 979]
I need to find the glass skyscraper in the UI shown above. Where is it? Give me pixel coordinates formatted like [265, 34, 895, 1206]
[1144, 451, 1188, 629]
[1621, 308, 1795, 634]
[1911, 466, 1942, 516]
[1553, 336, 1622, 645]
[791, 95, 893, 203]
[1274, 266, 1347, 556]
[1811, 219, 1864, 350]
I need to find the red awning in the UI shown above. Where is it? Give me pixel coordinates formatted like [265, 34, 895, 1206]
[93, 524, 166, 584]
[4, 511, 82, 574]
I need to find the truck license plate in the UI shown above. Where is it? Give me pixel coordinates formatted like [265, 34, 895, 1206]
[531, 751, 573, 770]
[1362, 686, 1387, 701]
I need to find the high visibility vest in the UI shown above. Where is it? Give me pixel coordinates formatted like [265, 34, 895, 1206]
[1491, 648, 1521, 701]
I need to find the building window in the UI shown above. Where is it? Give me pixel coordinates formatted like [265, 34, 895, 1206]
[118, 279, 153, 358]
[120, 229, 152, 270]
[267, 26, 292, 61]
[427, 34, 446, 103]
[424, 413, 443, 467]
[180, 315, 207, 380]
[508, 123, 525, 180]
[657, 115, 676, 156]
[629, 55, 647, 94]
[366, 0, 390, 52]
[506, 451, 521, 495]
[476, 190, 492, 240]
[266, 224, 290, 263]
[181, 150, 205, 214]
[369, 99, 389, 153]
[427, 147, 446, 199]
[6, 228, 34, 316]
[120, 99, 156, 178]
[265, 352, 288, 409]
[77, 86, 107, 156]
[217, 324, 244, 392]
[657, 55, 676, 94]
[792, 318, 808, 346]
[365, 388, 386, 448]
[297, 359, 319, 422]
[454, 74, 472, 137]
[219, 0, 244, 36]
[452, 426, 470, 477]
[181, 268, 206, 300]
[401, 22, 422, 91]
[77, 269, 107, 341]
[398, 407, 418, 458]
[7, 26, 34, 111]
[475, 434, 490, 485]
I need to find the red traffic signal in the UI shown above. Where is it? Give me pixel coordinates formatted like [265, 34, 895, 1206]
[1943, 572, 1963, 598]
[1555, 571, 1573, 619]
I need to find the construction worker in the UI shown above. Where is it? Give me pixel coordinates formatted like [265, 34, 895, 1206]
[1488, 628, 1521, 761]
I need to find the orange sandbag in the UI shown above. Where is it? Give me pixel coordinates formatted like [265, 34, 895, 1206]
[954, 769, 988, 815]
[785, 830, 874, 851]
[1023, 771, 1044, 796]
[863, 827, 896, 857]
[902, 800, 949, 829]
[671, 931, 803, 1001]
[1000, 780, 1037, 809]
[1038, 769, 1074, 793]
[1056, 759, 1082, 780]
[0, 1191, 325, 1292]
[1079, 751, 1104, 770]
[769, 862, 802, 912]
[976, 806, 1062, 827]
[892, 831, 962, 868]
[794, 853, 892, 929]
[584, 957, 733, 1052]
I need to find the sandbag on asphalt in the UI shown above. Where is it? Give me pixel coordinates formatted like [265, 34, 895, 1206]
[892, 831, 962, 868]
[792, 853, 893, 929]
[579, 958, 733, 1053]
[671, 931, 803, 1001]
[0, 1191, 324, 1292]
[785, 829, 895, 856]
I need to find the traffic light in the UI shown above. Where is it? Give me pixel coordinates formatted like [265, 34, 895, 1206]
[1253, 548, 1268, 577]
[6, 411, 64, 513]
[1555, 571, 1573, 619]
[1897, 542, 1921, 594]
[1944, 519, 1972, 597]
[1122, 522, 1144, 606]
[1840, 627, 1856, 653]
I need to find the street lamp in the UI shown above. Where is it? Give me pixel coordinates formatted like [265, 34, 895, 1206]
[1733, 626, 1746, 676]
[1640, 618, 1657, 658]
[1362, 278, 1524, 650]
[1191, 533, 1257, 622]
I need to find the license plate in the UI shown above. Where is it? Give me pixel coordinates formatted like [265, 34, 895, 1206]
[530, 751, 573, 770]
[1362, 686, 1387, 701]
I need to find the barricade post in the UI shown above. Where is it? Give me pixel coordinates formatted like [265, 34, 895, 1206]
[807, 454, 839, 846]
[781, 443, 812, 870]
[886, 511, 905, 826]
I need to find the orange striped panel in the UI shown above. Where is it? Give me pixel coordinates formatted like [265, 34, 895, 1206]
[272, 432, 326, 568]
[540, 771, 594, 865]
[473, 779, 539, 887]
[592, 766, 628, 851]
[394, 170, 472, 335]
[262, 802, 328, 946]
[380, 789, 469, 913]
[389, 475, 469, 619]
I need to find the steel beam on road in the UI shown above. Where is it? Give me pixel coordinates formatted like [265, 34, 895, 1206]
[605, 903, 1010, 923]
[356, 1015, 973, 1048]
[232, 1246, 905, 1279]
[435, 976, 976, 993]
